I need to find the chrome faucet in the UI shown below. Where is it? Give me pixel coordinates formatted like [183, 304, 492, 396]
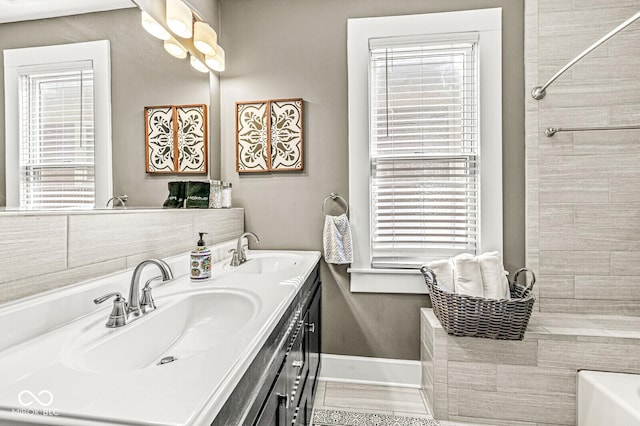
[127, 259, 173, 318]
[106, 194, 128, 208]
[94, 258, 173, 328]
[230, 232, 260, 266]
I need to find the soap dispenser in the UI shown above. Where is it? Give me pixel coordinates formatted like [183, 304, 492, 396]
[190, 232, 211, 280]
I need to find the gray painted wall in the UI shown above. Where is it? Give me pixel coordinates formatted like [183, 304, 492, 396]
[0, 8, 216, 208]
[219, 0, 525, 360]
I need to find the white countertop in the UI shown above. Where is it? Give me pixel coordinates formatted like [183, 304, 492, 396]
[0, 246, 321, 426]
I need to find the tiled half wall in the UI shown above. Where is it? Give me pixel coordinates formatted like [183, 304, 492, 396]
[421, 309, 640, 425]
[525, 0, 640, 314]
[0, 208, 244, 304]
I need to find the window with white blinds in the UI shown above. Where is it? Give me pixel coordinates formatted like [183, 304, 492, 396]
[369, 38, 479, 268]
[348, 10, 501, 292]
[18, 63, 96, 209]
[5, 40, 112, 210]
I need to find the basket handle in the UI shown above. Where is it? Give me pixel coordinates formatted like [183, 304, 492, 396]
[513, 267, 536, 295]
[419, 266, 438, 289]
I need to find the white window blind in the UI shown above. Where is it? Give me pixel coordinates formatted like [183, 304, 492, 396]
[18, 62, 95, 209]
[369, 37, 479, 268]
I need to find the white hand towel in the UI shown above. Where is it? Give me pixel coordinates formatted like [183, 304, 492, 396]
[453, 253, 484, 297]
[426, 258, 456, 293]
[323, 214, 353, 264]
[477, 251, 511, 299]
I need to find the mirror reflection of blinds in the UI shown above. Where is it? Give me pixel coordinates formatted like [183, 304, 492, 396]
[369, 38, 479, 269]
[18, 61, 95, 209]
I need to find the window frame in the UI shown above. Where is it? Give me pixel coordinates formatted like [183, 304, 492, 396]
[4, 40, 113, 209]
[347, 9, 503, 294]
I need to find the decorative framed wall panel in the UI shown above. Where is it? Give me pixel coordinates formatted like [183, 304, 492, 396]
[235, 98, 303, 173]
[235, 101, 270, 172]
[145, 106, 175, 173]
[270, 99, 303, 171]
[145, 104, 208, 174]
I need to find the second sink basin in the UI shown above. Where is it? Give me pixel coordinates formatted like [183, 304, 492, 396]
[225, 253, 303, 274]
[64, 289, 260, 373]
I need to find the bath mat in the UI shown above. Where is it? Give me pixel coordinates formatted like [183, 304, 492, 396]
[313, 408, 439, 426]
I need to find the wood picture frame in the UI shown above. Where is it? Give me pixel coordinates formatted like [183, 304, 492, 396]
[235, 98, 303, 173]
[145, 104, 208, 174]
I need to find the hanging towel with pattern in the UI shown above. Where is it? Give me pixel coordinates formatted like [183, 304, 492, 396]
[323, 214, 353, 264]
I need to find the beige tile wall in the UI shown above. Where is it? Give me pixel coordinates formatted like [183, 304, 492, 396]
[0, 209, 244, 304]
[526, 0, 640, 315]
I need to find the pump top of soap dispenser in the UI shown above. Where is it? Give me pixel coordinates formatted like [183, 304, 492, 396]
[193, 232, 209, 254]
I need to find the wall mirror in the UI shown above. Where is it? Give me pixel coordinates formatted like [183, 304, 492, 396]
[0, 0, 213, 211]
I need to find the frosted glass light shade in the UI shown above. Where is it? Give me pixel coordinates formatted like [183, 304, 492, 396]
[190, 54, 209, 73]
[193, 21, 218, 55]
[164, 38, 187, 59]
[141, 11, 170, 40]
[166, 0, 192, 38]
[205, 45, 225, 72]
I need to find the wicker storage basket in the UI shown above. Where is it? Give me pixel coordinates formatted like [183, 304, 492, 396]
[420, 266, 536, 340]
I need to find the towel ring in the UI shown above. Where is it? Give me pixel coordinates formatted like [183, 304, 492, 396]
[322, 192, 349, 216]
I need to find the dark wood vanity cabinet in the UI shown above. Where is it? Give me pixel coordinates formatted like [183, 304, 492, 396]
[297, 285, 321, 425]
[255, 276, 322, 426]
[212, 262, 321, 426]
[253, 366, 288, 426]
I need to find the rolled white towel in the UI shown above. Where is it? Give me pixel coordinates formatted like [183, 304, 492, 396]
[453, 253, 484, 297]
[477, 251, 510, 299]
[426, 258, 455, 293]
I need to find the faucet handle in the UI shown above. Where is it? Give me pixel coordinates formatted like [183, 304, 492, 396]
[94, 292, 127, 328]
[140, 276, 162, 313]
[94, 292, 124, 305]
[229, 250, 242, 267]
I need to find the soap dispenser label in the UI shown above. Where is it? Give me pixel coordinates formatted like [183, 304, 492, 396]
[191, 232, 211, 280]
[191, 253, 211, 280]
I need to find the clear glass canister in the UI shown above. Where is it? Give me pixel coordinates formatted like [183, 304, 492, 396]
[209, 180, 223, 208]
[222, 182, 232, 208]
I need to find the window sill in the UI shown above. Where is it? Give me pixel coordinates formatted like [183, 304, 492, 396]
[348, 268, 428, 294]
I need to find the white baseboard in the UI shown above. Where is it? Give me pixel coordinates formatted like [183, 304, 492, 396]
[319, 354, 421, 388]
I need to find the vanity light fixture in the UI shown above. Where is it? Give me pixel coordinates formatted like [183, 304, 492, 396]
[189, 54, 209, 73]
[164, 37, 187, 59]
[166, 0, 192, 39]
[205, 45, 225, 72]
[193, 21, 218, 55]
[136, 1, 226, 74]
[141, 11, 171, 40]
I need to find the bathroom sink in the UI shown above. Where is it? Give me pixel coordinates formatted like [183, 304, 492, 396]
[226, 253, 303, 274]
[64, 289, 260, 373]
[0, 249, 321, 426]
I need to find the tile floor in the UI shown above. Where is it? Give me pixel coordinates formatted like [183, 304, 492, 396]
[312, 380, 500, 426]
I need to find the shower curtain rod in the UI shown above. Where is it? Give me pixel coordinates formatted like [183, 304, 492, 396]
[531, 10, 640, 100]
[545, 125, 640, 137]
